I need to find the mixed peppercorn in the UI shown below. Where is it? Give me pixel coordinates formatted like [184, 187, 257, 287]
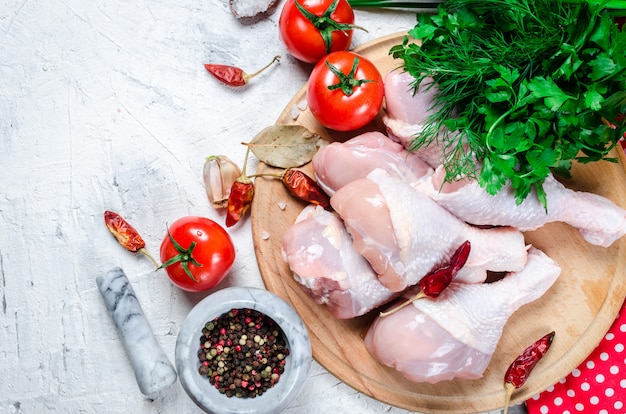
[197, 308, 290, 398]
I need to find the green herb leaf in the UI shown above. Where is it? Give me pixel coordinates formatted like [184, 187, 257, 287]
[589, 53, 618, 81]
[585, 87, 605, 111]
[527, 76, 572, 111]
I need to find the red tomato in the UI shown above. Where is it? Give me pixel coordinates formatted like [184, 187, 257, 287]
[307, 51, 384, 131]
[159, 216, 235, 292]
[279, 0, 357, 64]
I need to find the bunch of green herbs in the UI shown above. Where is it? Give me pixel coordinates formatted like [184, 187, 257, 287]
[384, 0, 626, 206]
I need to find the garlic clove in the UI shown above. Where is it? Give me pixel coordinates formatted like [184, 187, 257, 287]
[203, 155, 242, 209]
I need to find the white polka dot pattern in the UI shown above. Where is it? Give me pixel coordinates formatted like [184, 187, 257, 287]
[526, 299, 625, 414]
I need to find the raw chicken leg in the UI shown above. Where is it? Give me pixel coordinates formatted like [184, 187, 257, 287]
[331, 169, 528, 291]
[282, 205, 397, 319]
[416, 166, 626, 247]
[385, 71, 439, 126]
[312, 131, 432, 196]
[364, 247, 561, 384]
[382, 71, 449, 168]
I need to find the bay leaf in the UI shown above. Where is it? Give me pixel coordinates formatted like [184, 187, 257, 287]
[247, 125, 321, 168]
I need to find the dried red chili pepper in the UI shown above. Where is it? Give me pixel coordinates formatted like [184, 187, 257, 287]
[104, 211, 159, 268]
[282, 168, 331, 209]
[225, 148, 255, 227]
[226, 178, 254, 227]
[420, 240, 471, 298]
[204, 55, 281, 87]
[503, 331, 556, 414]
[380, 240, 471, 317]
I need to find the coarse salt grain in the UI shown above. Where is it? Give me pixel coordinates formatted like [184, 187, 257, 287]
[290, 104, 300, 120]
[297, 98, 307, 111]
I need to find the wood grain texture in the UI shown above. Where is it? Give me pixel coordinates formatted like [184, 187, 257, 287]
[250, 32, 626, 414]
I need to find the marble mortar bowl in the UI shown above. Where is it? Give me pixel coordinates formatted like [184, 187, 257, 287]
[175, 286, 312, 414]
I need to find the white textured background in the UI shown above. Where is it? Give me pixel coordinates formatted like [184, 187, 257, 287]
[0, 1, 523, 413]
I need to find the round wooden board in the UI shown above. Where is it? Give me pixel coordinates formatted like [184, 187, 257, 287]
[250, 32, 626, 413]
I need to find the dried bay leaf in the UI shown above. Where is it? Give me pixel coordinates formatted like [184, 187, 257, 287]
[247, 125, 321, 168]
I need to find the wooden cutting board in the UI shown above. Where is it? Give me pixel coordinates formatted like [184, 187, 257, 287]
[250, 32, 626, 413]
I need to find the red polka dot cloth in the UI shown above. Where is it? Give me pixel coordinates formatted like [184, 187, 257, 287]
[526, 298, 626, 414]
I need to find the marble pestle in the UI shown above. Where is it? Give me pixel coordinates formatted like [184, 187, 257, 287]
[97, 267, 178, 395]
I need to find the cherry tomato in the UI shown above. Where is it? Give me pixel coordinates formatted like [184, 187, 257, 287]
[307, 51, 384, 131]
[159, 216, 235, 292]
[278, 0, 359, 64]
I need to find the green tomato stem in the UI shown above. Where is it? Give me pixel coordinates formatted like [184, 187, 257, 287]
[295, 0, 367, 54]
[158, 228, 203, 282]
[325, 57, 375, 96]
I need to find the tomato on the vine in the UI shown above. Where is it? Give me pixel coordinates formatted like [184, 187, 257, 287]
[159, 216, 235, 292]
[278, 0, 362, 64]
[307, 51, 384, 131]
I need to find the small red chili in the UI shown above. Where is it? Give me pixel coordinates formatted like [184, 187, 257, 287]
[204, 55, 280, 87]
[282, 168, 331, 209]
[226, 178, 254, 227]
[225, 148, 255, 227]
[103, 211, 159, 268]
[503, 331, 556, 414]
[449, 239, 472, 274]
[421, 240, 471, 298]
[418, 267, 453, 299]
[380, 240, 471, 316]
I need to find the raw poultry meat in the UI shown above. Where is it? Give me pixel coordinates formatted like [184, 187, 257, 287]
[382, 71, 449, 168]
[281, 205, 397, 319]
[312, 131, 432, 195]
[364, 246, 561, 384]
[416, 166, 626, 247]
[385, 71, 438, 126]
[331, 169, 528, 292]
